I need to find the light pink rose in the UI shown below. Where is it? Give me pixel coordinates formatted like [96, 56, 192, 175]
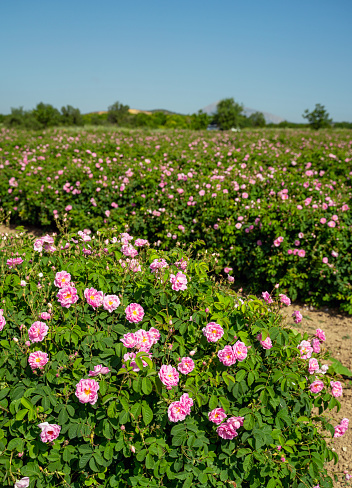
[14, 477, 30, 488]
[28, 321, 48, 343]
[316, 329, 326, 342]
[135, 329, 153, 351]
[216, 421, 238, 440]
[168, 401, 188, 422]
[121, 244, 138, 257]
[227, 416, 244, 429]
[257, 333, 273, 350]
[298, 340, 313, 359]
[218, 345, 236, 366]
[40, 312, 51, 321]
[148, 327, 161, 344]
[28, 351, 49, 370]
[179, 393, 193, 414]
[279, 294, 291, 306]
[54, 270, 71, 288]
[75, 378, 100, 405]
[202, 322, 224, 342]
[88, 365, 110, 376]
[330, 381, 343, 398]
[56, 284, 79, 308]
[125, 303, 144, 323]
[170, 271, 188, 291]
[158, 365, 179, 390]
[292, 311, 302, 324]
[312, 338, 321, 353]
[121, 332, 138, 348]
[149, 258, 169, 272]
[38, 422, 61, 442]
[177, 357, 195, 374]
[84, 288, 104, 309]
[310, 380, 324, 394]
[233, 341, 248, 361]
[103, 294, 120, 312]
[208, 408, 227, 425]
[308, 358, 319, 374]
[262, 291, 273, 304]
[0, 310, 6, 331]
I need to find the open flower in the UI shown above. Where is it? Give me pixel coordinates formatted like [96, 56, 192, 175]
[158, 365, 179, 390]
[38, 422, 61, 442]
[28, 321, 48, 343]
[103, 294, 120, 312]
[75, 378, 100, 405]
[84, 288, 104, 309]
[125, 303, 144, 323]
[202, 322, 224, 342]
[88, 365, 110, 377]
[28, 351, 49, 370]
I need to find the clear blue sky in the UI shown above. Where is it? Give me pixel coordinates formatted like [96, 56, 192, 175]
[1, 0, 351, 122]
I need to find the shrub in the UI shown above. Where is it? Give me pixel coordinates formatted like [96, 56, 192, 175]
[0, 229, 348, 487]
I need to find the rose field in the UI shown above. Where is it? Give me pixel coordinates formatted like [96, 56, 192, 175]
[0, 127, 352, 488]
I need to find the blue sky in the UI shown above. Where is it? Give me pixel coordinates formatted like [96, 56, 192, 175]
[1, 0, 351, 122]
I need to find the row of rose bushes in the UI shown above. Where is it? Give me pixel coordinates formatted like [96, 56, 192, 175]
[0, 128, 351, 312]
[0, 228, 349, 487]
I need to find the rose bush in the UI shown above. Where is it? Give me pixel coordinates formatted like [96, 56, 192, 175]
[0, 229, 349, 487]
[0, 128, 351, 312]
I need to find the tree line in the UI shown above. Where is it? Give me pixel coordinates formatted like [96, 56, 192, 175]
[0, 99, 350, 130]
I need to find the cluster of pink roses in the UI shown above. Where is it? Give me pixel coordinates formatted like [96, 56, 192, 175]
[33, 234, 56, 253]
[202, 322, 224, 342]
[84, 287, 120, 312]
[310, 378, 343, 397]
[6, 257, 23, 268]
[121, 327, 160, 352]
[262, 291, 273, 304]
[168, 393, 193, 422]
[149, 258, 169, 273]
[218, 341, 248, 366]
[214, 414, 244, 440]
[298, 329, 326, 359]
[54, 273, 79, 308]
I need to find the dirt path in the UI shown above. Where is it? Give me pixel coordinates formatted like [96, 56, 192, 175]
[281, 304, 352, 487]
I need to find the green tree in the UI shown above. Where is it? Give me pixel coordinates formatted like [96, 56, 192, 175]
[61, 105, 83, 126]
[32, 103, 61, 128]
[190, 110, 210, 130]
[107, 101, 130, 125]
[248, 111, 266, 128]
[302, 103, 332, 129]
[213, 98, 244, 130]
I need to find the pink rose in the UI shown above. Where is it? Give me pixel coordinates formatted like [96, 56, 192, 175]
[179, 393, 193, 414]
[233, 341, 248, 361]
[28, 321, 48, 343]
[170, 271, 188, 291]
[56, 284, 79, 308]
[330, 381, 343, 398]
[14, 477, 30, 488]
[125, 303, 144, 323]
[208, 408, 227, 425]
[202, 322, 224, 342]
[148, 327, 161, 344]
[0, 311, 6, 331]
[279, 294, 291, 306]
[316, 329, 326, 342]
[54, 270, 71, 288]
[308, 358, 319, 374]
[292, 311, 302, 324]
[218, 345, 236, 366]
[177, 357, 195, 374]
[28, 351, 49, 370]
[135, 329, 153, 351]
[40, 312, 51, 321]
[262, 291, 273, 304]
[257, 333, 273, 350]
[168, 401, 188, 422]
[298, 340, 313, 359]
[103, 294, 120, 312]
[310, 380, 324, 394]
[158, 365, 179, 390]
[38, 422, 61, 442]
[216, 421, 238, 440]
[75, 378, 100, 405]
[312, 338, 321, 353]
[88, 364, 110, 376]
[121, 332, 138, 348]
[84, 288, 104, 309]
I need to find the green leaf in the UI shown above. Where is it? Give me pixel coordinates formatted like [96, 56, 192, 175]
[142, 403, 153, 425]
[79, 452, 93, 469]
[209, 394, 218, 410]
[219, 396, 230, 411]
[142, 377, 153, 395]
[16, 409, 28, 420]
[145, 453, 155, 469]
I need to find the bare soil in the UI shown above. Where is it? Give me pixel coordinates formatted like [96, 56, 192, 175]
[281, 304, 352, 487]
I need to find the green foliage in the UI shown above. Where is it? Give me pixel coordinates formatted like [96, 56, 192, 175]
[0, 230, 344, 487]
[213, 98, 244, 130]
[61, 105, 83, 126]
[107, 101, 130, 125]
[302, 104, 332, 130]
[32, 103, 62, 128]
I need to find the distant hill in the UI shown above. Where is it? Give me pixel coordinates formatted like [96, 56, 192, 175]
[201, 102, 285, 125]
